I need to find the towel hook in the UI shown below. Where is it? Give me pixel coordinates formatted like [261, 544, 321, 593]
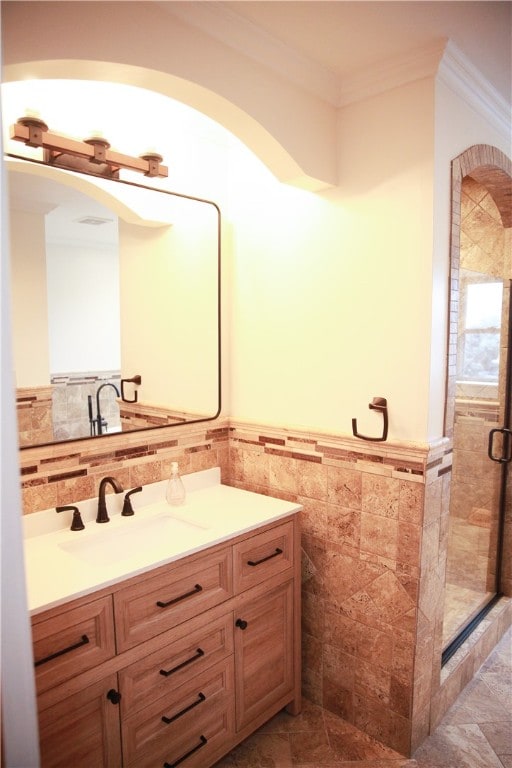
[352, 397, 388, 442]
[120, 374, 141, 403]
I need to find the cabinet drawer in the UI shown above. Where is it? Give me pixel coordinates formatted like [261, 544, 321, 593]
[118, 611, 233, 717]
[233, 520, 294, 593]
[122, 657, 234, 768]
[114, 547, 232, 651]
[32, 596, 115, 695]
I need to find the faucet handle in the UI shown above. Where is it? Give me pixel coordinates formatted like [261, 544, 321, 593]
[122, 487, 142, 517]
[56, 505, 85, 531]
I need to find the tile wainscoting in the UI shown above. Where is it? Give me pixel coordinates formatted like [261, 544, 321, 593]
[16, 386, 53, 447]
[19, 418, 231, 515]
[18, 417, 511, 756]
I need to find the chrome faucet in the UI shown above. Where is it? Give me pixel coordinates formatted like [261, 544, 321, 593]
[97, 476, 123, 523]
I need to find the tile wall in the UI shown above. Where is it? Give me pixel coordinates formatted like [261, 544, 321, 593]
[119, 399, 190, 429]
[17, 415, 511, 756]
[51, 372, 122, 441]
[19, 418, 230, 515]
[228, 420, 453, 755]
[16, 386, 53, 447]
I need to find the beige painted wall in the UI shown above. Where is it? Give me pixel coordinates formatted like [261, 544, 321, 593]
[119, 203, 218, 416]
[227, 77, 435, 441]
[9, 207, 50, 387]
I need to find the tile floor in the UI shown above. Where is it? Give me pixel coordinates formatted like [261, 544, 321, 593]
[214, 628, 511, 767]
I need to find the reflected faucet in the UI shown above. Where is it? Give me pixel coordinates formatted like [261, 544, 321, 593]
[92, 382, 120, 436]
[97, 476, 124, 523]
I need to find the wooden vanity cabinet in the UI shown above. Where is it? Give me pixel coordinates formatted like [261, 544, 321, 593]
[31, 514, 300, 768]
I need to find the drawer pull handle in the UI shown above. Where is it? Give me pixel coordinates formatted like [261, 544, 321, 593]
[159, 648, 205, 677]
[235, 618, 248, 630]
[163, 734, 207, 767]
[156, 584, 203, 608]
[34, 634, 90, 667]
[161, 692, 206, 724]
[247, 547, 283, 567]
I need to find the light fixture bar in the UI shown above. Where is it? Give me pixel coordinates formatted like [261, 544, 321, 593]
[10, 117, 168, 179]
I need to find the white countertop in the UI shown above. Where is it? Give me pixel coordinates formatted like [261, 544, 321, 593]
[23, 468, 301, 616]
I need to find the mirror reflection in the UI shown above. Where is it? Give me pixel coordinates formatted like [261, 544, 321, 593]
[8, 161, 220, 448]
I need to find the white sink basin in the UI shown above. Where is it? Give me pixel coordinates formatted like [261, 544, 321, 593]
[59, 513, 206, 565]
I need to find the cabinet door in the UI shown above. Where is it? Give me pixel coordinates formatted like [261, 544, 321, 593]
[234, 579, 294, 732]
[38, 674, 122, 768]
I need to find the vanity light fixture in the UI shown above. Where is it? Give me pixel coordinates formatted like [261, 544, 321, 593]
[10, 115, 168, 179]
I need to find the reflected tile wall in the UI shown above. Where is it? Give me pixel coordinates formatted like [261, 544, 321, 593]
[16, 386, 53, 446]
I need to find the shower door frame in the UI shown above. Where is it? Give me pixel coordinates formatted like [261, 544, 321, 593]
[442, 144, 512, 666]
[442, 284, 511, 664]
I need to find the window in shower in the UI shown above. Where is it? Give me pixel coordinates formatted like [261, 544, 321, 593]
[458, 277, 503, 383]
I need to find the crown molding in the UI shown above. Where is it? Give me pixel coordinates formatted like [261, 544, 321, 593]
[337, 40, 447, 107]
[160, 0, 341, 105]
[159, 0, 511, 134]
[437, 40, 511, 139]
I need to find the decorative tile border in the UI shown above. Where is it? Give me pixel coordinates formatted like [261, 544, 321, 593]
[19, 419, 230, 514]
[229, 418, 435, 481]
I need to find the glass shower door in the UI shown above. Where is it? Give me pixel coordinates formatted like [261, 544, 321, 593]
[442, 271, 510, 652]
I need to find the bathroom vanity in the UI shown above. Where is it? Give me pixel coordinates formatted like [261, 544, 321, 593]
[24, 470, 301, 767]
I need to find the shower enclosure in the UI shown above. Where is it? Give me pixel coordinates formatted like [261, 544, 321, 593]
[442, 174, 511, 660]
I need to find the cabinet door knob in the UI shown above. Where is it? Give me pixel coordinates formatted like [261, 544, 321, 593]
[106, 688, 121, 705]
[235, 618, 248, 630]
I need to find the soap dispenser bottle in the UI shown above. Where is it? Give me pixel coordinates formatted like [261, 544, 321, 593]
[166, 462, 186, 506]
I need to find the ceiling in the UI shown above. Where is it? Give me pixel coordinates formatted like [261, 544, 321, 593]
[172, 1, 512, 106]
